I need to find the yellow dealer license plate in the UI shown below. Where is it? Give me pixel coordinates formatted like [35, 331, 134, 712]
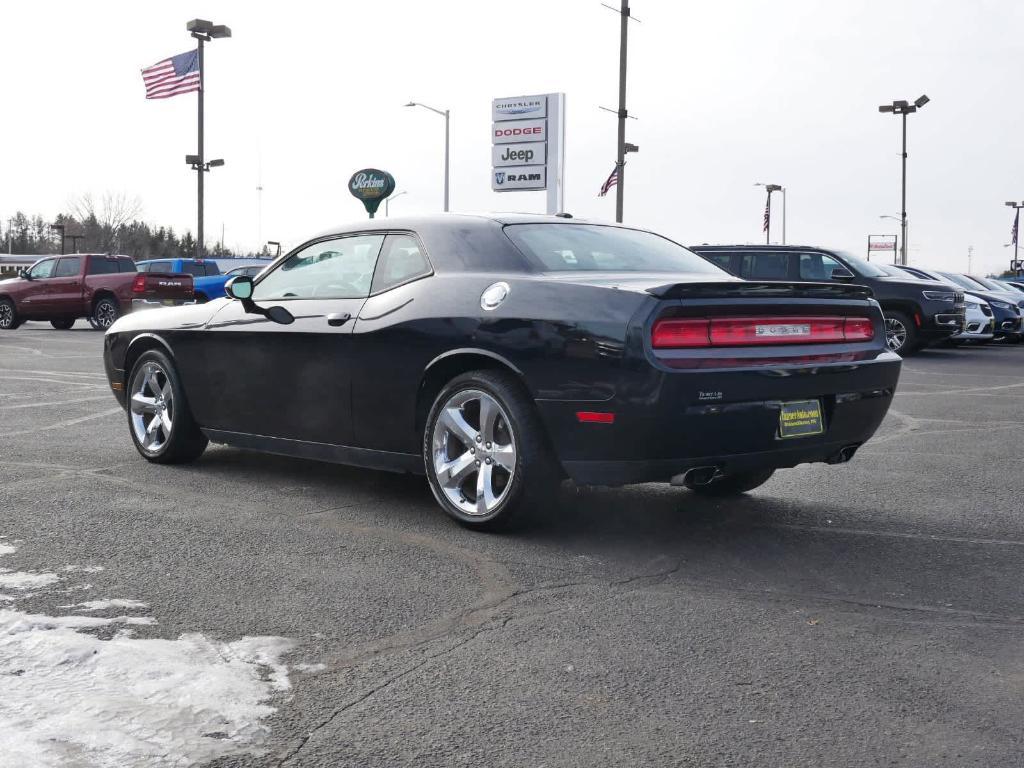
[778, 399, 824, 439]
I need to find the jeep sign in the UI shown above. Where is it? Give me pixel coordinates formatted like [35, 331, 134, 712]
[492, 142, 546, 167]
[492, 166, 547, 191]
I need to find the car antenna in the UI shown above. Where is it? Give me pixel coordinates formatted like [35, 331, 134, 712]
[554, 212, 573, 218]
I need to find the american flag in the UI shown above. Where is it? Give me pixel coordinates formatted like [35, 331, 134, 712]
[1012, 212, 1019, 246]
[598, 166, 619, 197]
[141, 50, 200, 100]
[762, 193, 771, 233]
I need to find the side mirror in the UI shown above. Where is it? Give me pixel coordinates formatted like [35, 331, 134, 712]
[225, 275, 253, 300]
[19, 268, 32, 280]
[831, 267, 856, 281]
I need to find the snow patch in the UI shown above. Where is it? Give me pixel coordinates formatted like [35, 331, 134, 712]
[0, 569, 60, 590]
[60, 599, 149, 612]
[0, 539, 295, 767]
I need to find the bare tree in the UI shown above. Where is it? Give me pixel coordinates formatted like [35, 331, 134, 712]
[68, 191, 143, 231]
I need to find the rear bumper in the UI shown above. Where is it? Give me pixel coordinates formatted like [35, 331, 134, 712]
[537, 351, 901, 486]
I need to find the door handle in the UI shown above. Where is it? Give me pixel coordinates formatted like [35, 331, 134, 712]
[326, 312, 351, 327]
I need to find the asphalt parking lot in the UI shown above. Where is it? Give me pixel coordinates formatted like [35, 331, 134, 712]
[2, 323, 1024, 767]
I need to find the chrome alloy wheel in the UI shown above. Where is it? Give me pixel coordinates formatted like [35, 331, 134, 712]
[884, 316, 908, 352]
[431, 389, 517, 517]
[0, 302, 13, 328]
[130, 361, 174, 453]
[95, 299, 118, 329]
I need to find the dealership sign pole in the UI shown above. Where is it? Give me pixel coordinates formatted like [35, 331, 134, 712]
[491, 93, 565, 214]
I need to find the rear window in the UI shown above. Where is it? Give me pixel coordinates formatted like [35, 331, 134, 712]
[87, 257, 119, 275]
[504, 224, 724, 275]
[182, 263, 208, 277]
[119, 258, 137, 273]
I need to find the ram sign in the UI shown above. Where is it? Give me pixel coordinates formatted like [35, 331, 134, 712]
[493, 166, 547, 191]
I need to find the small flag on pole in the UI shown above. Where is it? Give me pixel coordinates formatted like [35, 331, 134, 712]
[141, 50, 200, 100]
[598, 166, 619, 197]
[1012, 214, 1018, 247]
[762, 193, 771, 233]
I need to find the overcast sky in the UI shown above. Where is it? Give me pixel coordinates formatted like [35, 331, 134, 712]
[2, 0, 1022, 274]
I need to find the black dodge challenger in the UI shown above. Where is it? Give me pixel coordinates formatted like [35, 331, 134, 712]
[103, 214, 901, 529]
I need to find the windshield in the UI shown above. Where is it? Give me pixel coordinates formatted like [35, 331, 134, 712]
[832, 251, 890, 278]
[938, 272, 986, 290]
[991, 279, 1024, 293]
[971, 276, 1006, 291]
[504, 224, 725, 275]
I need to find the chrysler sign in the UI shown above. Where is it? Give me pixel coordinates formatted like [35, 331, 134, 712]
[492, 95, 547, 121]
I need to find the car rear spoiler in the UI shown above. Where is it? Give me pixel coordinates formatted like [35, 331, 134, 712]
[647, 281, 874, 301]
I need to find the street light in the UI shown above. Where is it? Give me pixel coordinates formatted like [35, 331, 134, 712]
[404, 101, 450, 212]
[49, 223, 65, 255]
[186, 18, 231, 258]
[755, 182, 786, 244]
[878, 94, 929, 265]
[1005, 200, 1024, 277]
[385, 190, 407, 217]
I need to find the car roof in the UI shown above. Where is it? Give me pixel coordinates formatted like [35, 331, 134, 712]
[308, 212, 636, 240]
[688, 244, 839, 252]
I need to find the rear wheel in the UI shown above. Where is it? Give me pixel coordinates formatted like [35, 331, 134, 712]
[883, 310, 917, 355]
[127, 350, 208, 464]
[92, 296, 120, 330]
[686, 469, 775, 496]
[0, 298, 21, 330]
[424, 369, 558, 531]
[50, 318, 75, 330]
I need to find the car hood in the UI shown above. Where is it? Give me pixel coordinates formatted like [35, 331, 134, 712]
[106, 298, 226, 334]
[875, 275, 954, 290]
[0, 276, 25, 287]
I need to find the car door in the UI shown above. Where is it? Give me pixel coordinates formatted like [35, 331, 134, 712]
[49, 256, 83, 312]
[187, 232, 386, 445]
[20, 258, 58, 316]
[797, 251, 845, 282]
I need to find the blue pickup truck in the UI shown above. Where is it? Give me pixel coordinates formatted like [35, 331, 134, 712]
[135, 259, 271, 303]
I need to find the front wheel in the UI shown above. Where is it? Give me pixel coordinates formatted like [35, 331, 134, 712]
[127, 350, 208, 464]
[686, 469, 775, 496]
[0, 298, 21, 330]
[92, 296, 120, 330]
[883, 310, 917, 355]
[424, 369, 559, 531]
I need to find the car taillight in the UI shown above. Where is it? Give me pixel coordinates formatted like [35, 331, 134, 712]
[651, 316, 875, 348]
[132, 274, 146, 293]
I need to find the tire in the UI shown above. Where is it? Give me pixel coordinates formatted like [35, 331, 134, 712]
[423, 369, 559, 531]
[686, 468, 775, 496]
[126, 349, 208, 464]
[882, 310, 917, 355]
[0, 298, 21, 330]
[91, 296, 121, 330]
[50, 318, 75, 330]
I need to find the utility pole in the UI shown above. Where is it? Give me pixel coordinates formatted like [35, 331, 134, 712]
[615, 0, 629, 223]
[879, 95, 928, 266]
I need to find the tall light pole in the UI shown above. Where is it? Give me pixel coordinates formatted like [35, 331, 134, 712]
[1006, 200, 1024, 277]
[186, 18, 231, 259]
[385, 190, 407, 217]
[879, 94, 929, 266]
[755, 183, 785, 244]
[404, 102, 449, 212]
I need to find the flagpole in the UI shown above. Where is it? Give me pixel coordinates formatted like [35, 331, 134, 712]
[615, 0, 629, 223]
[196, 37, 204, 259]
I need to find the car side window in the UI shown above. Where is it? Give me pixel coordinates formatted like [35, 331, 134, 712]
[183, 263, 207, 277]
[54, 257, 81, 278]
[799, 252, 843, 281]
[136, 263, 150, 273]
[28, 259, 56, 279]
[370, 234, 431, 294]
[253, 234, 386, 301]
[87, 258, 119, 275]
[702, 252, 737, 274]
[740, 252, 791, 280]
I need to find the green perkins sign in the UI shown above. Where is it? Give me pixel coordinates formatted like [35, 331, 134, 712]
[348, 168, 396, 218]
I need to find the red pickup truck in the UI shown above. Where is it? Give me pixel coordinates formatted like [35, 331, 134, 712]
[0, 253, 194, 331]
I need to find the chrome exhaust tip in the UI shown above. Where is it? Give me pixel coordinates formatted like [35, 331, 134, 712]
[671, 466, 722, 487]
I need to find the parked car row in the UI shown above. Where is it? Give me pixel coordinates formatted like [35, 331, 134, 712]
[688, 244, 1023, 354]
[0, 256, 272, 330]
